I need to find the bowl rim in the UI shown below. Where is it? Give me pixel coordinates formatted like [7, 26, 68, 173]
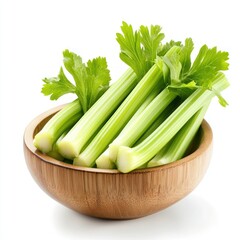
[24, 104, 213, 174]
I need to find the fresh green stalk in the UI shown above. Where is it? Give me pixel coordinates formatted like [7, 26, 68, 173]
[133, 100, 179, 146]
[33, 99, 82, 153]
[117, 74, 229, 173]
[95, 100, 179, 169]
[57, 68, 137, 159]
[74, 61, 166, 167]
[96, 101, 178, 169]
[147, 103, 210, 167]
[35, 50, 112, 154]
[95, 88, 160, 169]
[74, 46, 182, 167]
[108, 88, 176, 163]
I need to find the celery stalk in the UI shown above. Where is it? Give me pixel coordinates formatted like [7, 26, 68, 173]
[47, 131, 69, 161]
[57, 23, 168, 160]
[74, 62, 166, 167]
[95, 150, 116, 169]
[108, 88, 176, 162]
[117, 74, 229, 173]
[95, 88, 160, 169]
[33, 99, 82, 153]
[96, 101, 177, 169]
[57, 69, 137, 159]
[133, 100, 179, 146]
[74, 46, 181, 166]
[147, 103, 210, 167]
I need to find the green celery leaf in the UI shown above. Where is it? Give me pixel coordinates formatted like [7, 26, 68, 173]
[42, 49, 111, 113]
[63, 49, 88, 112]
[62, 50, 111, 113]
[158, 40, 182, 56]
[140, 24, 165, 65]
[161, 38, 194, 82]
[179, 38, 194, 77]
[182, 45, 229, 104]
[116, 21, 146, 78]
[168, 81, 198, 99]
[116, 21, 165, 78]
[159, 40, 229, 105]
[86, 57, 111, 109]
[185, 45, 229, 85]
[41, 67, 76, 100]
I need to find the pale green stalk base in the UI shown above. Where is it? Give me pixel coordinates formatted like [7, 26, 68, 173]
[46, 131, 68, 161]
[47, 149, 65, 161]
[117, 147, 135, 173]
[108, 142, 122, 163]
[58, 69, 137, 159]
[147, 103, 210, 167]
[34, 132, 53, 153]
[34, 99, 82, 153]
[95, 150, 116, 169]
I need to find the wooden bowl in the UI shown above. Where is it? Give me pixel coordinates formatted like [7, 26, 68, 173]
[24, 105, 213, 220]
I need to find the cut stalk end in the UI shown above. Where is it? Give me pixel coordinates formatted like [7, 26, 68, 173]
[147, 158, 168, 167]
[96, 150, 116, 169]
[57, 141, 79, 159]
[33, 131, 54, 153]
[73, 153, 93, 167]
[116, 146, 135, 173]
[109, 143, 121, 163]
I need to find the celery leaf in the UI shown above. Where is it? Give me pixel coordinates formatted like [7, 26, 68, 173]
[183, 45, 229, 104]
[158, 40, 182, 56]
[86, 57, 111, 109]
[179, 38, 194, 77]
[185, 45, 229, 85]
[42, 67, 76, 100]
[42, 50, 111, 113]
[140, 24, 165, 65]
[116, 21, 164, 78]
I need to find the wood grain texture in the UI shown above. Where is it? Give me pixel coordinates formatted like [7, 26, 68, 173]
[23, 105, 213, 219]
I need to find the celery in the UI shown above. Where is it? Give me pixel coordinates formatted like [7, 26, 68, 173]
[147, 103, 210, 167]
[34, 50, 111, 153]
[74, 61, 166, 167]
[117, 74, 229, 173]
[58, 22, 165, 159]
[33, 22, 230, 174]
[95, 150, 116, 169]
[95, 101, 177, 169]
[33, 100, 82, 153]
[107, 39, 194, 163]
[95, 88, 159, 169]
[47, 131, 68, 161]
[108, 88, 176, 163]
[133, 100, 179, 146]
[96, 86, 159, 169]
[57, 69, 137, 159]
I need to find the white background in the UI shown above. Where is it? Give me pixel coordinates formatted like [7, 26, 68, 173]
[0, 0, 239, 239]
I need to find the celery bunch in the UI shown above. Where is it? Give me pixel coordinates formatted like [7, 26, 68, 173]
[33, 22, 229, 173]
